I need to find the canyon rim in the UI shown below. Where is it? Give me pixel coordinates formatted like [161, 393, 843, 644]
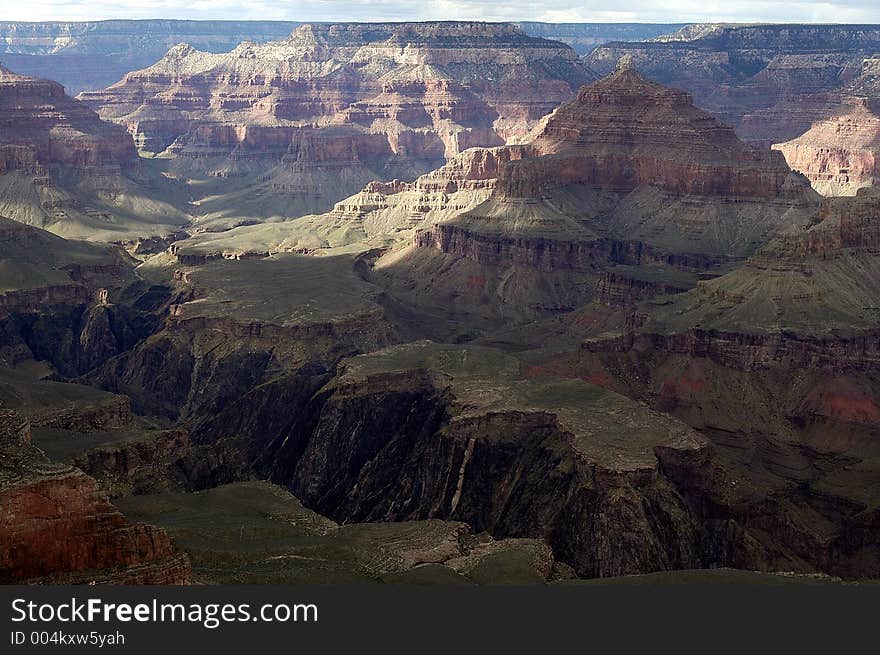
[1, 9, 880, 598]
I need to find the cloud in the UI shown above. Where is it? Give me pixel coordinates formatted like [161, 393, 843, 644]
[3, 0, 880, 23]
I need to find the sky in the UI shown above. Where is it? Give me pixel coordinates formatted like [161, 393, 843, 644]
[3, 1, 879, 24]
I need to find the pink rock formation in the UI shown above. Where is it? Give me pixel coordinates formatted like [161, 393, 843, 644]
[0, 64, 136, 171]
[78, 22, 593, 210]
[774, 98, 880, 196]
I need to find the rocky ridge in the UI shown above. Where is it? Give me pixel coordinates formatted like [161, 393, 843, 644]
[366, 66, 817, 331]
[585, 24, 880, 147]
[0, 65, 189, 240]
[0, 20, 676, 94]
[78, 22, 594, 225]
[0, 408, 190, 584]
[774, 58, 880, 196]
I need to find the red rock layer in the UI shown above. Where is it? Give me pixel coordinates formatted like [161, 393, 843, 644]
[0, 410, 190, 584]
[497, 67, 796, 200]
[0, 64, 136, 172]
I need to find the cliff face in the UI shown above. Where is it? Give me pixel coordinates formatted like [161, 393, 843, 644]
[0, 20, 303, 94]
[774, 96, 880, 196]
[0, 65, 189, 240]
[87, 252, 397, 420]
[502, 67, 796, 199]
[77, 22, 592, 224]
[186, 341, 714, 578]
[0, 217, 163, 377]
[585, 24, 880, 147]
[364, 67, 816, 330]
[523, 327, 880, 578]
[181, 340, 879, 578]
[0, 409, 190, 584]
[0, 64, 136, 169]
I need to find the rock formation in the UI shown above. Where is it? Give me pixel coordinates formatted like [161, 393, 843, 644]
[0, 64, 136, 166]
[0, 20, 666, 94]
[363, 67, 816, 331]
[79, 22, 593, 224]
[0, 20, 303, 94]
[774, 59, 880, 196]
[585, 24, 880, 147]
[168, 145, 528, 261]
[775, 99, 880, 196]
[0, 408, 190, 584]
[0, 216, 165, 377]
[4, 21, 880, 586]
[0, 65, 189, 240]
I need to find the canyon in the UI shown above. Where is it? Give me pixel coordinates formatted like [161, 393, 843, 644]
[1, 20, 879, 586]
[76, 22, 594, 226]
[0, 64, 189, 240]
[0, 20, 679, 94]
[774, 60, 880, 196]
[586, 24, 880, 149]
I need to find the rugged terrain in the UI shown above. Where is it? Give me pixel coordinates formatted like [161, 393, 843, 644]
[0, 406, 191, 584]
[0, 64, 189, 240]
[586, 24, 880, 148]
[0, 20, 302, 94]
[0, 20, 678, 93]
[78, 22, 594, 228]
[363, 64, 818, 333]
[2, 25, 879, 585]
[774, 59, 880, 196]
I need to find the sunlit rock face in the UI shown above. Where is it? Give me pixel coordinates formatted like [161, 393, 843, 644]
[774, 60, 880, 197]
[586, 24, 880, 148]
[76, 22, 593, 221]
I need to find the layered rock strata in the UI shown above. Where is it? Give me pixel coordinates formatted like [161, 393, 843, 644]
[774, 97, 880, 196]
[0, 65, 189, 239]
[0, 408, 190, 584]
[366, 67, 817, 330]
[78, 22, 593, 222]
[585, 24, 880, 146]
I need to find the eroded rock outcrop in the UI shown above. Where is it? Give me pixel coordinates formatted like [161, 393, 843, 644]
[189, 341, 714, 577]
[0, 217, 163, 376]
[774, 97, 880, 196]
[168, 145, 530, 261]
[88, 253, 396, 419]
[0, 64, 136, 168]
[0, 408, 190, 584]
[585, 24, 880, 147]
[365, 67, 816, 331]
[78, 22, 593, 223]
[0, 20, 303, 94]
[0, 65, 189, 240]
